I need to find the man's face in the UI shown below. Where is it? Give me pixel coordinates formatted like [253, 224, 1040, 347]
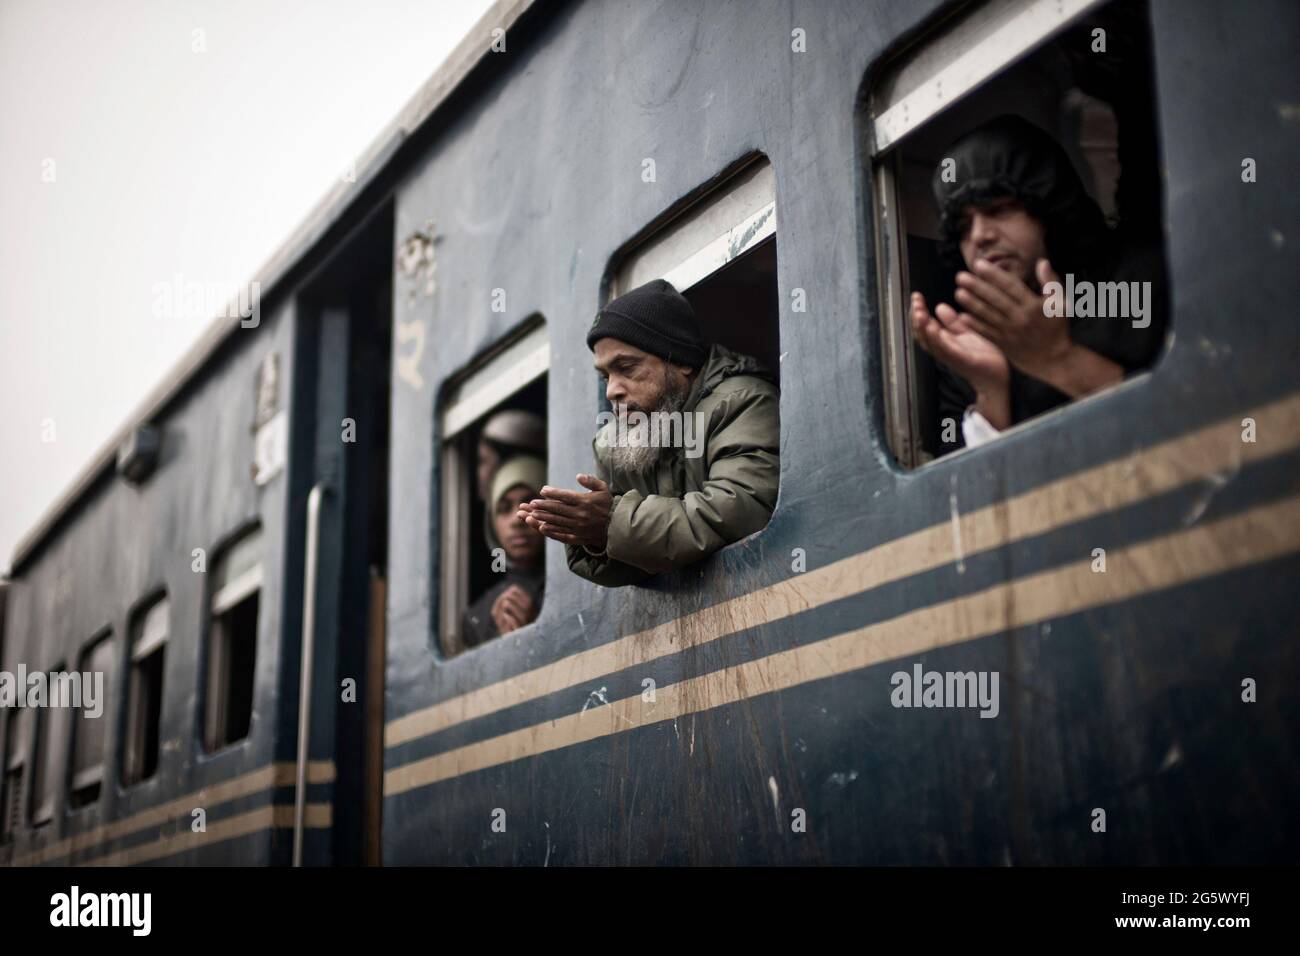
[476, 440, 501, 500]
[957, 197, 1046, 285]
[593, 339, 692, 416]
[494, 485, 543, 567]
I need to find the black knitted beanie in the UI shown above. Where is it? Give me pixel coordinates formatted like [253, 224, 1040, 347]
[586, 278, 707, 369]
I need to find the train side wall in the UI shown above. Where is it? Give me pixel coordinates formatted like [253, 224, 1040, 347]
[382, 0, 1300, 864]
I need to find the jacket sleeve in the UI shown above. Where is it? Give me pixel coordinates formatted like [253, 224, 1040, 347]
[460, 590, 496, 649]
[603, 384, 779, 575]
[564, 514, 656, 588]
[563, 446, 655, 588]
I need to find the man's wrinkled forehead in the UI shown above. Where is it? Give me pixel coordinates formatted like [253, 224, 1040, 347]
[593, 339, 656, 374]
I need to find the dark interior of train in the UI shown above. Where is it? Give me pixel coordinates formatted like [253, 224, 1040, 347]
[683, 235, 781, 377]
[29, 668, 62, 825]
[67, 632, 112, 809]
[123, 601, 165, 787]
[211, 590, 257, 746]
[895, 0, 1167, 460]
[202, 524, 263, 755]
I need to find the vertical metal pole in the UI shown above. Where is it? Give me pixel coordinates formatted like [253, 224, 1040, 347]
[293, 482, 327, 867]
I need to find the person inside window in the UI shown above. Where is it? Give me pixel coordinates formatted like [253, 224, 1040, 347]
[909, 115, 1167, 450]
[517, 279, 780, 587]
[476, 409, 546, 501]
[461, 455, 546, 647]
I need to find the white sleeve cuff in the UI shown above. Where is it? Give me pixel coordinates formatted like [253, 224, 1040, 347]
[962, 407, 1001, 448]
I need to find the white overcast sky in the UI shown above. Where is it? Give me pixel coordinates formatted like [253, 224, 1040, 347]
[0, 0, 495, 573]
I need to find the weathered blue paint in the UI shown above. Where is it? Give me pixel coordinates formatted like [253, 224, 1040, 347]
[380, 0, 1300, 864]
[2, 0, 1298, 866]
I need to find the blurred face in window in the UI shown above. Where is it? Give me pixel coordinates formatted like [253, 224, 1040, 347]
[957, 197, 1047, 285]
[494, 485, 543, 568]
[476, 439, 502, 500]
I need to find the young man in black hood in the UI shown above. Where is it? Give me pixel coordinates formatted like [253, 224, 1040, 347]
[910, 114, 1167, 450]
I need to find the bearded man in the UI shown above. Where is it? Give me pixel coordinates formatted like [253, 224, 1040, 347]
[517, 278, 779, 587]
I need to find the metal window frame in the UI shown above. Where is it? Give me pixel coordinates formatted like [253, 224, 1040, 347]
[612, 159, 776, 298]
[1, 766, 22, 840]
[132, 596, 169, 662]
[870, 0, 1105, 153]
[2, 712, 24, 772]
[30, 662, 68, 826]
[1, 709, 28, 841]
[124, 658, 151, 784]
[70, 765, 102, 795]
[211, 565, 264, 616]
[69, 633, 113, 797]
[867, 0, 1105, 468]
[442, 324, 549, 441]
[872, 154, 926, 468]
[205, 528, 263, 750]
[124, 649, 164, 784]
[438, 320, 549, 653]
[124, 596, 169, 784]
[438, 438, 471, 654]
[205, 613, 233, 751]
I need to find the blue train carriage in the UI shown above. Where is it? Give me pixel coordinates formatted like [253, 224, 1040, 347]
[0, 126, 395, 867]
[0, 0, 1297, 868]
[381, 0, 1300, 865]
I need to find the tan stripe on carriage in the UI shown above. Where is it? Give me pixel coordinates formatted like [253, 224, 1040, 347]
[86, 803, 333, 867]
[385, 490, 1300, 795]
[385, 392, 1299, 750]
[6, 760, 335, 867]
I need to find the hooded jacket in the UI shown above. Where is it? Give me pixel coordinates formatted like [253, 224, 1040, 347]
[462, 454, 547, 648]
[566, 343, 779, 587]
[461, 567, 544, 649]
[928, 115, 1169, 451]
[932, 114, 1109, 275]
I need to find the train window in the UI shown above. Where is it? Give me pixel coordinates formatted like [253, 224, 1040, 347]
[123, 595, 168, 785]
[1, 709, 28, 842]
[868, 0, 1169, 466]
[564, 155, 782, 579]
[612, 157, 780, 377]
[438, 320, 548, 656]
[68, 631, 113, 809]
[204, 526, 262, 751]
[30, 660, 69, 826]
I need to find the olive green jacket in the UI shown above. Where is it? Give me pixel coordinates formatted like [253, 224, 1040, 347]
[565, 343, 779, 587]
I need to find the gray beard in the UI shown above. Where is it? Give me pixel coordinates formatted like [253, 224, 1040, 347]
[608, 374, 689, 473]
[609, 436, 662, 473]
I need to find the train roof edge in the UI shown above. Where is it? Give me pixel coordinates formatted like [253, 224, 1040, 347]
[6, 0, 541, 577]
